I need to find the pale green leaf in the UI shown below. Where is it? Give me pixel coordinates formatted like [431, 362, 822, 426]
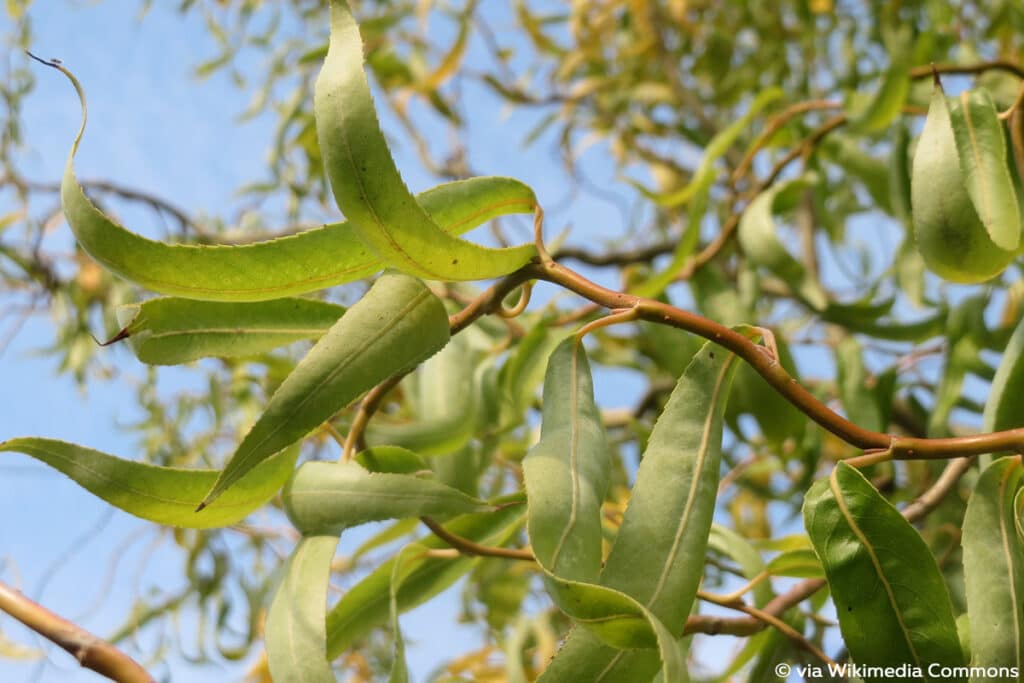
[963, 456, 1024, 677]
[115, 297, 345, 365]
[282, 461, 492, 536]
[539, 334, 745, 682]
[524, 338, 610, 582]
[315, 0, 536, 280]
[44, 56, 534, 300]
[949, 89, 1022, 251]
[265, 535, 338, 683]
[0, 437, 297, 529]
[912, 85, 1015, 284]
[738, 175, 828, 311]
[202, 272, 449, 507]
[847, 27, 912, 133]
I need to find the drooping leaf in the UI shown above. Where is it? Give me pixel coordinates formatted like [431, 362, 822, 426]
[0, 437, 298, 529]
[114, 297, 345, 365]
[846, 26, 912, 133]
[366, 335, 478, 456]
[948, 89, 1022, 251]
[912, 85, 1015, 284]
[315, 0, 536, 280]
[983, 310, 1024, 436]
[265, 535, 339, 683]
[804, 462, 965, 675]
[738, 174, 828, 311]
[45, 55, 536, 300]
[282, 461, 492, 536]
[765, 549, 824, 579]
[836, 336, 886, 433]
[325, 500, 526, 658]
[524, 338, 610, 582]
[963, 456, 1024, 674]
[540, 334, 746, 682]
[201, 272, 449, 507]
[386, 544, 433, 683]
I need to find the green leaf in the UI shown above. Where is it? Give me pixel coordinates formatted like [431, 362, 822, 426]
[315, 0, 536, 280]
[282, 461, 492, 536]
[804, 462, 965, 676]
[114, 297, 345, 365]
[836, 337, 885, 433]
[366, 335, 478, 456]
[0, 437, 297, 529]
[963, 456, 1024, 675]
[387, 544, 432, 683]
[201, 272, 449, 507]
[46, 55, 535, 300]
[325, 500, 526, 658]
[265, 535, 338, 683]
[846, 27, 912, 133]
[524, 338, 611, 582]
[708, 524, 772, 606]
[539, 334, 745, 682]
[984, 303, 1024, 436]
[738, 175, 828, 311]
[765, 549, 823, 579]
[355, 446, 429, 474]
[948, 89, 1022, 251]
[912, 85, 1015, 284]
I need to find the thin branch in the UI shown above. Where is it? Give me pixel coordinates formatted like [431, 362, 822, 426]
[697, 590, 835, 666]
[420, 516, 534, 561]
[0, 581, 155, 683]
[910, 60, 1024, 80]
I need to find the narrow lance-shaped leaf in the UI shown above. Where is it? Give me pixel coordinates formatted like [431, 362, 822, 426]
[804, 462, 965, 677]
[386, 544, 434, 683]
[540, 333, 746, 682]
[948, 89, 1022, 251]
[847, 26, 912, 133]
[738, 174, 828, 311]
[315, 0, 536, 280]
[524, 338, 610, 582]
[0, 438, 297, 529]
[114, 297, 345, 365]
[326, 500, 526, 657]
[265, 535, 339, 683]
[366, 334, 478, 456]
[912, 84, 1015, 284]
[963, 456, 1024, 678]
[200, 272, 450, 508]
[282, 461, 492, 536]
[39, 53, 536, 301]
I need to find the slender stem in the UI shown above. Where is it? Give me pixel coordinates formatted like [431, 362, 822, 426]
[0, 581, 155, 683]
[697, 589, 835, 666]
[910, 60, 1024, 80]
[420, 516, 534, 561]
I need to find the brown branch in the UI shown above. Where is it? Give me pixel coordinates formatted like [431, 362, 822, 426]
[555, 241, 675, 267]
[529, 258, 1024, 460]
[0, 580, 155, 683]
[910, 60, 1024, 81]
[420, 516, 534, 561]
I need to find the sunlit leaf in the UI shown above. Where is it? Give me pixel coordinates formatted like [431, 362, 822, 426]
[202, 272, 449, 507]
[46, 52, 536, 300]
[0, 438, 298, 528]
[114, 297, 345, 365]
[315, 0, 536, 280]
[265, 535, 338, 683]
[282, 461, 492, 536]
